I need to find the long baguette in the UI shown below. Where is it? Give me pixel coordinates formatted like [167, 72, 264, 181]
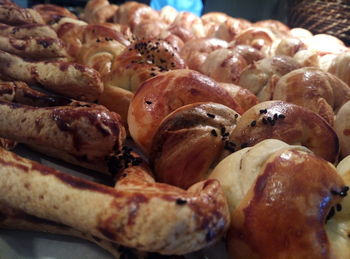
[0, 147, 230, 255]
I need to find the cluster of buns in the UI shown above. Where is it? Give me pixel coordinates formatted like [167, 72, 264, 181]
[1, 0, 350, 258]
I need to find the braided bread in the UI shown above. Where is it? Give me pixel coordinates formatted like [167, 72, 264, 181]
[0, 5, 44, 25]
[32, 4, 77, 25]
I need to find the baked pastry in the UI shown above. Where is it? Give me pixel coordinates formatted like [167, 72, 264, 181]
[228, 101, 339, 163]
[0, 35, 67, 59]
[0, 4, 44, 25]
[0, 23, 58, 38]
[101, 39, 185, 125]
[327, 52, 350, 88]
[0, 100, 125, 173]
[150, 102, 240, 189]
[113, 1, 159, 32]
[335, 101, 350, 158]
[32, 4, 77, 25]
[82, 0, 118, 24]
[238, 55, 301, 100]
[0, 50, 104, 101]
[209, 139, 348, 258]
[180, 37, 228, 71]
[0, 147, 230, 255]
[159, 5, 178, 25]
[128, 69, 244, 153]
[272, 67, 350, 125]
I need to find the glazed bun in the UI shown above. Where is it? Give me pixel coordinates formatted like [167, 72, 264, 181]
[128, 69, 244, 153]
[150, 102, 240, 189]
[228, 101, 339, 163]
[209, 139, 347, 259]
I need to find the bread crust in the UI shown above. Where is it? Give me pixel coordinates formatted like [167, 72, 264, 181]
[0, 147, 230, 255]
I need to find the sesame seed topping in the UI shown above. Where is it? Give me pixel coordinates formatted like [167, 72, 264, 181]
[175, 198, 187, 205]
[207, 113, 215, 118]
[278, 114, 285, 119]
[145, 100, 152, 104]
[211, 129, 217, 137]
[234, 114, 239, 118]
[250, 120, 256, 127]
[259, 109, 267, 114]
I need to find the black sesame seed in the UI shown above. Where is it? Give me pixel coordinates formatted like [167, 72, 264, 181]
[220, 127, 226, 135]
[241, 143, 248, 149]
[224, 141, 236, 152]
[326, 207, 335, 222]
[145, 100, 152, 104]
[175, 198, 187, 205]
[207, 113, 215, 118]
[262, 118, 268, 124]
[250, 120, 256, 127]
[96, 39, 100, 42]
[206, 229, 215, 242]
[273, 113, 278, 120]
[278, 114, 286, 119]
[150, 73, 156, 76]
[336, 204, 342, 211]
[259, 109, 267, 114]
[234, 114, 239, 118]
[211, 129, 217, 137]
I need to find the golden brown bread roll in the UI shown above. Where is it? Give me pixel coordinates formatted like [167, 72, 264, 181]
[335, 101, 350, 158]
[82, 0, 118, 24]
[0, 35, 67, 59]
[218, 83, 258, 112]
[238, 55, 301, 100]
[57, 23, 129, 64]
[159, 5, 178, 25]
[200, 46, 264, 85]
[171, 12, 205, 39]
[253, 19, 290, 37]
[0, 203, 123, 258]
[200, 48, 248, 84]
[201, 12, 228, 26]
[32, 4, 77, 25]
[113, 1, 159, 32]
[273, 67, 350, 125]
[101, 39, 185, 125]
[327, 52, 350, 88]
[0, 50, 103, 101]
[0, 147, 230, 254]
[133, 20, 168, 40]
[229, 101, 339, 163]
[149, 102, 240, 189]
[0, 5, 44, 25]
[0, 23, 58, 39]
[273, 37, 307, 57]
[209, 17, 251, 42]
[128, 69, 244, 153]
[180, 37, 228, 71]
[0, 101, 125, 173]
[209, 139, 347, 259]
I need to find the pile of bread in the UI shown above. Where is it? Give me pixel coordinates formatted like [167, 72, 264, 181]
[1, 0, 350, 258]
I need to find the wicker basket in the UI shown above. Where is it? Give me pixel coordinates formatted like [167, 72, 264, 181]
[288, 0, 350, 45]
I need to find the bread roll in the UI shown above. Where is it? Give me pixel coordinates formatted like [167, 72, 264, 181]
[150, 102, 240, 189]
[128, 69, 244, 153]
[273, 67, 350, 125]
[229, 101, 339, 163]
[209, 139, 347, 258]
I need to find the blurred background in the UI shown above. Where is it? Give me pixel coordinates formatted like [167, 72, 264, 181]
[14, 0, 288, 23]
